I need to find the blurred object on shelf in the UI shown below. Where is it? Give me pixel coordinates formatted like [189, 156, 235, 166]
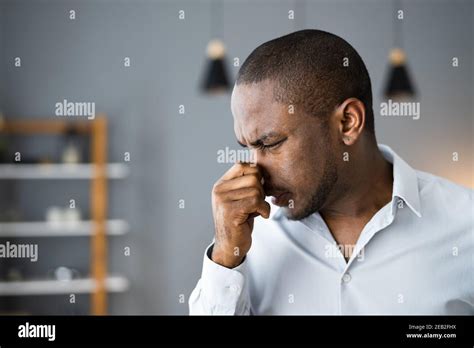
[63, 208, 81, 224]
[0, 208, 23, 222]
[48, 266, 81, 282]
[6, 268, 23, 282]
[61, 126, 82, 164]
[38, 157, 54, 165]
[62, 142, 81, 164]
[54, 267, 80, 282]
[46, 206, 63, 226]
[55, 267, 74, 282]
[46, 206, 82, 226]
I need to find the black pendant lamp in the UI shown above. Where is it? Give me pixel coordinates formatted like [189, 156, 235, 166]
[200, 0, 231, 94]
[384, 0, 416, 99]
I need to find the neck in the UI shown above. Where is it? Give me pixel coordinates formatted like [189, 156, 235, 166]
[321, 142, 393, 220]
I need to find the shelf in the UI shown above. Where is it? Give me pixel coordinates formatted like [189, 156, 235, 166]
[0, 163, 129, 179]
[0, 275, 129, 296]
[0, 219, 129, 237]
[0, 117, 122, 313]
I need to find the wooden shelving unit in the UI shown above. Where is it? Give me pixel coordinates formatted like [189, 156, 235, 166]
[0, 115, 129, 315]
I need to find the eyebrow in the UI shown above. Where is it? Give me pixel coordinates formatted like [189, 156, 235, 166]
[237, 132, 281, 148]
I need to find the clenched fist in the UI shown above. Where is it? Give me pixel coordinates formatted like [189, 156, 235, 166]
[211, 163, 271, 268]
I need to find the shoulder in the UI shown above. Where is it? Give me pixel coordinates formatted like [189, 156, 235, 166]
[416, 170, 472, 222]
[417, 170, 472, 202]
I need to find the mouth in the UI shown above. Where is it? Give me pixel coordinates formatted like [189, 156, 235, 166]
[269, 192, 292, 207]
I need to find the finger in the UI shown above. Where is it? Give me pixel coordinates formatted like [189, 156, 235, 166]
[259, 200, 271, 219]
[221, 162, 262, 181]
[215, 174, 264, 197]
[220, 186, 264, 201]
[235, 196, 271, 219]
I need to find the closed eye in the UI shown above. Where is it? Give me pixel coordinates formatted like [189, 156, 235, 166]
[258, 138, 287, 151]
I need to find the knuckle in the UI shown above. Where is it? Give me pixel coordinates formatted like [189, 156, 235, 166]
[235, 162, 244, 171]
[250, 187, 261, 198]
[212, 181, 223, 193]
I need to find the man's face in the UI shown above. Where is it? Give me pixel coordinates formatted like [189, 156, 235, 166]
[231, 79, 340, 220]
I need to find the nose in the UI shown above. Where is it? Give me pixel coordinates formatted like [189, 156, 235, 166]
[250, 150, 273, 191]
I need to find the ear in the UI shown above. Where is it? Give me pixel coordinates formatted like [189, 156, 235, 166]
[334, 98, 366, 146]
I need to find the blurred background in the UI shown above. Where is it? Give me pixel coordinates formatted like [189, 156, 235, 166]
[0, 0, 472, 315]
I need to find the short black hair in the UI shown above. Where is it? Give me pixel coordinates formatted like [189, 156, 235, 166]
[236, 29, 374, 134]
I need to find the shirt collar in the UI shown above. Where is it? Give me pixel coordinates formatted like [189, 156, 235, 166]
[378, 144, 422, 218]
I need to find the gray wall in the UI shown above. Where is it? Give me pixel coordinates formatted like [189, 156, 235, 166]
[0, 0, 472, 314]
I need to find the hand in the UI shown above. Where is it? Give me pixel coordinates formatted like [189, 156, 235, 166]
[211, 163, 271, 268]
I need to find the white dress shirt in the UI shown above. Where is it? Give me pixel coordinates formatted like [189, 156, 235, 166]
[189, 144, 474, 315]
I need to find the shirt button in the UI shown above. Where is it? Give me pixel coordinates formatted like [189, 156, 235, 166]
[342, 273, 352, 283]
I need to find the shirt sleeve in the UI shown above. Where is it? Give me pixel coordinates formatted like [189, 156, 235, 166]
[188, 243, 251, 315]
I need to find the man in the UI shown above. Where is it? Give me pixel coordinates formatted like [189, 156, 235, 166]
[189, 29, 473, 315]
